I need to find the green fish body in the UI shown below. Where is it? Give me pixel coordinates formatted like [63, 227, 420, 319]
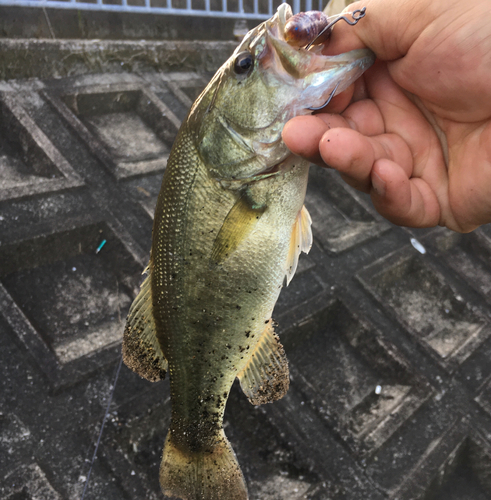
[123, 6, 374, 499]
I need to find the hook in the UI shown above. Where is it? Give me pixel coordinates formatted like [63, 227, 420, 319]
[308, 81, 340, 111]
[305, 7, 367, 50]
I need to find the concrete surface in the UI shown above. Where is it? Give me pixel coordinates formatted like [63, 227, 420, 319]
[1, 35, 491, 500]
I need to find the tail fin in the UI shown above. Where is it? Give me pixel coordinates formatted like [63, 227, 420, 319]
[160, 433, 248, 500]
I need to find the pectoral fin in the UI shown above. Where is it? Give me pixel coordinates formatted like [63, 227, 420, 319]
[237, 320, 289, 405]
[122, 265, 168, 382]
[211, 191, 266, 264]
[285, 205, 312, 286]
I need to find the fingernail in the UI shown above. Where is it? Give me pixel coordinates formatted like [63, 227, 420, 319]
[371, 171, 386, 197]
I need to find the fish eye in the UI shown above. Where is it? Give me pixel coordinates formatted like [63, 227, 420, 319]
[233, 51, 254, 76]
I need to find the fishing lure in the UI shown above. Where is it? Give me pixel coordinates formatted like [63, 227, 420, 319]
[284, 7, 367, 49]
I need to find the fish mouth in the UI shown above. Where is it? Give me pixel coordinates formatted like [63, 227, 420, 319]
[261, 4, 375, 111]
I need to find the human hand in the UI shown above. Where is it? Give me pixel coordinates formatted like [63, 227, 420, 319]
[283, 0, 491, 232]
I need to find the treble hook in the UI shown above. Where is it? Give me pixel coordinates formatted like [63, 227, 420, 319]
[305, 6, 367, 50]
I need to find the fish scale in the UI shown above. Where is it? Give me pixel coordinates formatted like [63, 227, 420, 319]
[154, 124, 308, 443]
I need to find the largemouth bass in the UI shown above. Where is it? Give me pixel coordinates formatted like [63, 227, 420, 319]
[123, 5, 374, 499]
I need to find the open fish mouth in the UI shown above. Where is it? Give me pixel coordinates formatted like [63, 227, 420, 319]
[258, 3, 375, 112]
[253, 5, 374, 174]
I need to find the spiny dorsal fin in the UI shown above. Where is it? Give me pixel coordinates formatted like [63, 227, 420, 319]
[237, 320, 289, 405]
[285, 205, 312, 286]
[122, 266, 167, 382]
[211, 190, 266, 264]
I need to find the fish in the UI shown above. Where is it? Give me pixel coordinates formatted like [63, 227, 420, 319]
[122, 5, 374, 500]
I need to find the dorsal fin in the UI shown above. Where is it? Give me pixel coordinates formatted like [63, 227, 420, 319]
[237, 320, 289, 405]
[211, 190, 266, 264]
[122, 265, 168, 382]
[285, 205, 312, 285]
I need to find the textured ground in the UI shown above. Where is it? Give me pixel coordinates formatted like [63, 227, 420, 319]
[2, 41, 491, 500]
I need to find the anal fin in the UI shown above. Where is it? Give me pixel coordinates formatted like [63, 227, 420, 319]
[122, 265, 168, 382]
[237, 321, 289, 405]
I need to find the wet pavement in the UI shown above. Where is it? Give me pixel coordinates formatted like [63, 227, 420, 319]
[2, 38, 491, 500]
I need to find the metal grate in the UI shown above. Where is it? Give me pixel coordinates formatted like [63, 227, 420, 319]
[0, 0, 324, 19]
